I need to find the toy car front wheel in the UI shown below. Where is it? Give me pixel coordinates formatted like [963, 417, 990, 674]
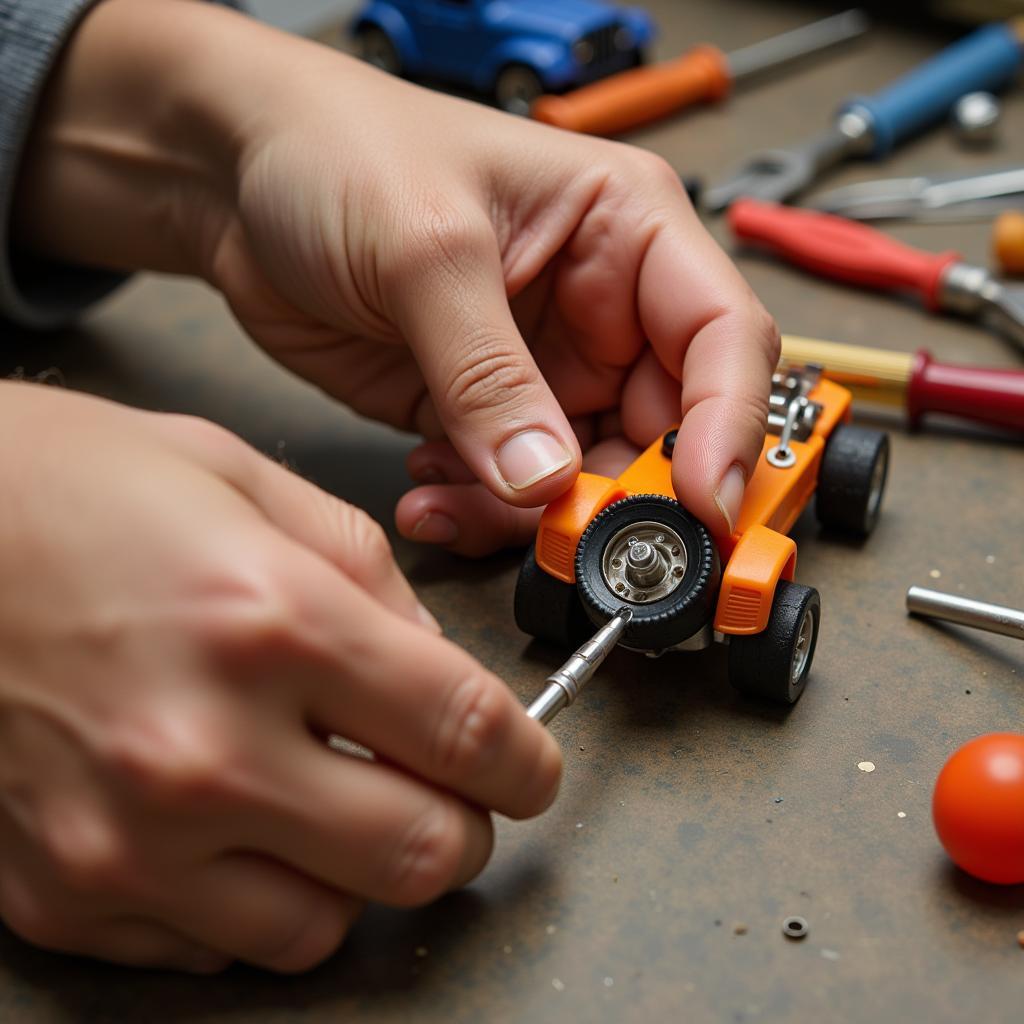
[514, 545, 594, 649]
[575, 495, 720, 651]
[494, 64, 544, 115]
[816, 424, 890, 537]
[728, 581, 821, 704]
[355, 25, 402, 75]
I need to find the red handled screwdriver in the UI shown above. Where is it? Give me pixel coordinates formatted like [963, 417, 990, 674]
[729, 199, 1024, 356]
[780, 335, 1024, 434]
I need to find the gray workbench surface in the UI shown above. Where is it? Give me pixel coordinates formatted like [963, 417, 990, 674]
[1, 1, 1022, 1020]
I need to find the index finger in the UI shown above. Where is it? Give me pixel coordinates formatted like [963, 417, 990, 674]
[637, 206, 780, 537]
[274, 540, 563, 820]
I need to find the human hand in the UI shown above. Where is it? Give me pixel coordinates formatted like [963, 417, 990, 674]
[0, 383, 560, 972]
[15, 0, 778, 551]
[217, 52, 778, 546]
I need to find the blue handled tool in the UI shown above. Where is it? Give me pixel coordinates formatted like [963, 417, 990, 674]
[704, 20, 1024, 211]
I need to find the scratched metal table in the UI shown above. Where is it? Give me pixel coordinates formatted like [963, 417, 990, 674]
[2, 2, 1023, 1020]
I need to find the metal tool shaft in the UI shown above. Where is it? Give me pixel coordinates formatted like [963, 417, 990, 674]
[727, 9, 868, 81]
[526, 608, 633, 726]
[906, 586, 1024, 641]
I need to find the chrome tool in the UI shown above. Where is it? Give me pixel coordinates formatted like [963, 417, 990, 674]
[907, 587, 1024, 642]
[526, 608, 632, 726]
[951, 91, 1001, 145]
[808, 166, 1024, 222]
[704, 20, 1024, 211]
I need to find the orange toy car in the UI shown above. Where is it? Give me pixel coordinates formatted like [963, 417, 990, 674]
[514, 365, 890, 704]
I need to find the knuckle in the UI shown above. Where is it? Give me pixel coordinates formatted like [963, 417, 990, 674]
[45, 825, 137, 898]
[103, 707, 240, 807]
[618, 146, 680, 193]
[193, 557, 311, 664]
[340, 506, 393, 570]
[432, 675, 509, 779]
[383, 200, 490, 289]
[161, 414, 245, 460]
[385, 800, 465, 905]
[443, 338, 537, 421]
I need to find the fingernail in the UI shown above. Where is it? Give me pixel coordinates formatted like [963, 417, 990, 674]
[410, 464, 445, 485]
[417, 602, 443, 634]
[714, 464, 745, 534]
[411, 511, 459, 544]
[495, 430, 572, 491]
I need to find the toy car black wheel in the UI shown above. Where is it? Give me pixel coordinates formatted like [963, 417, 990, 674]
[514, 545, 594, 650]
[355, 25, 402, 75]
[494, 64, 544, 115]
[728, 581, 820, 704]
[815, 424, 890, 537]
[575, 495, 719, 651]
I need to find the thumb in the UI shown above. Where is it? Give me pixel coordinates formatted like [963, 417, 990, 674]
[390, 210, 580, 507]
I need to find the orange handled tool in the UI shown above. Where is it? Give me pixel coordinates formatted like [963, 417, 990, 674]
[995, 211, 1024, 275]
[531, 9, 868, 136]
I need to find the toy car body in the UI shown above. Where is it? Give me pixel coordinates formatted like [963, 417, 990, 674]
[350, 0, 657, 113]
[515, 365, 890, 703]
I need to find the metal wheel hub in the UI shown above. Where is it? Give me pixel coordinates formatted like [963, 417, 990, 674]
[791, 606, 815, 683]
[601, 521, 687, 604]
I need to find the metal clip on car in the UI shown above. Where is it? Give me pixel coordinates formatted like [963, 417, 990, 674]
[767, 365, 823, 467]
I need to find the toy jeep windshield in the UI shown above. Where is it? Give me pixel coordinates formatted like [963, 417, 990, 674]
[515, 365, 890, 704]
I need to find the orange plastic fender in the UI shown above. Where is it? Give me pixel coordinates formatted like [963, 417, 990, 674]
[536, 473, 626, 583]
[713, 525, 796, 636]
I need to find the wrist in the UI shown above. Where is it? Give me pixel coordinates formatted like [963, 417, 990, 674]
[12, 0, 315, 278]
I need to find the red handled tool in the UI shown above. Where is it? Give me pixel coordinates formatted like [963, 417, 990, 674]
[729, 199, 1024, 356]
[780, 335, 1024, 434]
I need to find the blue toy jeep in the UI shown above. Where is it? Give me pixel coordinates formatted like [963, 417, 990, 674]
[350, 0, 657, 115]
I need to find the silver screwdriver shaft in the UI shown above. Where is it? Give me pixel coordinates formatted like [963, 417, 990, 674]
[906, 586, 1024, 642]
[526, 608, 633, 726]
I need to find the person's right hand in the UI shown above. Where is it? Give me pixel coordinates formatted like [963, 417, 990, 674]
[0, 382, 561, 973]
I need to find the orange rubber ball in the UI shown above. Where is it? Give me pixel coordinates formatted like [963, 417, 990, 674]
[932, 733, 1024, 885]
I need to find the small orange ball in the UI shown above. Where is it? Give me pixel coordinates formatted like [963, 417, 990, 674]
[933, 733, 1024, 885]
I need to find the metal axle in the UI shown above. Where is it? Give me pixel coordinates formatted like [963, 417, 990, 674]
[906, 586, 1024, 642]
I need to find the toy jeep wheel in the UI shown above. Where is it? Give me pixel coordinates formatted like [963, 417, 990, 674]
[816, 425, 889, 537]
[495, 64, 544, 115]
[514, 545, 594, 649]
[355, 26, 401, 75]
[575, 495, 719, 651]
[728, 581, 821, 704]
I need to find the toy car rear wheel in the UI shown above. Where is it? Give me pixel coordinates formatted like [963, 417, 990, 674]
[728, 581, 820, 704]
[495, 64, 544, 115]
[815, 424, 889, 537]
[514, 545, 594, 650]
[575, 495, 719, 651]
[355, 26, 402, 75]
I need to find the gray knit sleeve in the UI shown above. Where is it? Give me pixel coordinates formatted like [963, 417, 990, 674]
[0, 0, 240, 330]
